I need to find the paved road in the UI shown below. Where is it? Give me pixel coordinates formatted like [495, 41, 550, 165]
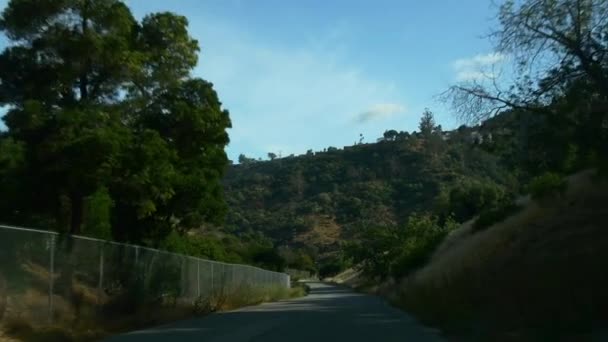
[105, 282, 444, 342]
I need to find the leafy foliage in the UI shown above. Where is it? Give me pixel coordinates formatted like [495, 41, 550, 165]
[222, 109, 520, 269]
[419, 109, 436, 137]
[436, 178, 509, 223]
[527, 172, 567, 200]
[344, 213, 456, 279]
[0, 0, 231, 243]
[472, 201, 522, 232]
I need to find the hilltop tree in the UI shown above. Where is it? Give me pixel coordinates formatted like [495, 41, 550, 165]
[383, 129, 399, 141]
[419, 109, 436, 137]
[0, 0, 231, 240]
[397, 131, 410, 140]
[238, 154, 256, 164]
[268, 152, 277, 160]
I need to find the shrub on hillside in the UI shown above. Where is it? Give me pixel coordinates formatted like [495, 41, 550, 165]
[390, 214, 458, 279]
[437, 179, 508, 223]
[318, 255, 350, 278]
[528, 172, 567, 200]
[345, 213, 457, 280]
[472, 201, 522, 232]
[251, 247, 287, 272]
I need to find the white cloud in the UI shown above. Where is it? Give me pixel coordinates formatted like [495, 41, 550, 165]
[452, 52, 506, 81]
[356, 103, 406, 123]
[453, 52, 506, 69]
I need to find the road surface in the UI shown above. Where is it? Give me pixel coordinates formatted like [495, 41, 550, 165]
[105, 282, 444, 342]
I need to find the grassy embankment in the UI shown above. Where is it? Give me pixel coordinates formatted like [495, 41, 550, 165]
[339, 170, 608, 340]
[0, 263, 306, 342]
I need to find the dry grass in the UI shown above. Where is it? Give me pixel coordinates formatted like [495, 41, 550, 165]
[220, 284, 306, 311]
[328, 268, 362, 286]
[4, 261, 107, 329]
[1, 237, 306, 341]
[294, 215, 342, 248]
[391, 170, 608, 339]
[1, 282, 306, 342]
[1, 248, 306, 341]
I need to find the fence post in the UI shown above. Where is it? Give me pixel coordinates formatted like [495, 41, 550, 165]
[210, 262, 214, 295]
[231, 266, 236, 291]
[180, 257, 185, 298]
[97, 244, 104, 304]
[197, 259, 201, 298]
[48, 235, 55, 324]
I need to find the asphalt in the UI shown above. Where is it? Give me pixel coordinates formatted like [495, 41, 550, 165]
[104, 282, 445, 342]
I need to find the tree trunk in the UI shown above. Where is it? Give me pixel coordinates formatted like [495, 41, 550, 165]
[70, 194, 84, 235]
[79, 0, 90, 101]
[0, 273, 6, 320]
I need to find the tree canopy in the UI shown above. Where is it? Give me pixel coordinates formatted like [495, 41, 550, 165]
[0, 0, 231, 242]
[419, 109, 436, 137]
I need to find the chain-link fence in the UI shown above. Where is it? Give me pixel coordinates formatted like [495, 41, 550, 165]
[0, 224, 289, 328]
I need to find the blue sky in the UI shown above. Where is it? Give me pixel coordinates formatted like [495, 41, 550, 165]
[1, 0, 505, 161]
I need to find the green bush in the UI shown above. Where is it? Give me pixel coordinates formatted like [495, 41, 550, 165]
[473, 202, 522, 232]
[250, 247, 286, 272]
[389, 214, 457, 279]
[286, 252, 316, 273]
[345, 213, 456, 280]
[318, 257, 348, 278]
[528, 172, 567, 200]
[83, 187, 113, 240]
[438, 179, 507, 223]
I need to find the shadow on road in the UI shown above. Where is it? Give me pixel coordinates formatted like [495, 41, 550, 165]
[105, 282, 443, 342]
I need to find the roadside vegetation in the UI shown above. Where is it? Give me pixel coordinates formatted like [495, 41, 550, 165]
[1, 0, 607, 340]
[2, 283, 305, 342]
[395, 171, 608, 339]
[332, 0, 608, 338]
[0, 1, 303, 340]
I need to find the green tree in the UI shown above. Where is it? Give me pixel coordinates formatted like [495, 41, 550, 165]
[268, 152, 277, 160]
[437, 179, 507, 223]
[419, 109, 436, 137]
[344, 213, 455, 279]
[83, 187, 113, 240]
[0, 136, 25, 224]
[397, 131, 410, 140]
[383, 129, 399, 141]
[0, 0, 231, 241]
[238, 153, 256, 165]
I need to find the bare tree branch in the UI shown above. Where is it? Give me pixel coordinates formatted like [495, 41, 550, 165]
[446, 0, 608, 123]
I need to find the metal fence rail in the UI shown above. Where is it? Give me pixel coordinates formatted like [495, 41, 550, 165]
[0, 224, 289, 326]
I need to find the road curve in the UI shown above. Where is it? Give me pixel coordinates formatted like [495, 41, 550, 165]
[105, 282, 444, 342]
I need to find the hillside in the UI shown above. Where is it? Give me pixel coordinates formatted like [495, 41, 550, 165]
[221, 123, 517, 263]
[388, 169, 608, 339]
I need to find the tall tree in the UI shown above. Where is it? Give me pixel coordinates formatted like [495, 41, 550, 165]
[419, 109, 436, 137]
[0, 0, 231, 240]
